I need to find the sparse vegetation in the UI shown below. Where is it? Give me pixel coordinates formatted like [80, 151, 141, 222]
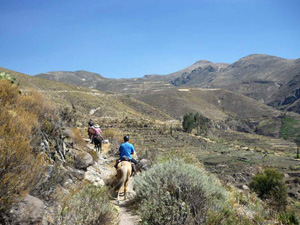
[280, 115, 300, 140]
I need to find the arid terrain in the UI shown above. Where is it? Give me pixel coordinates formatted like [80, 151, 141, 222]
[1, 59, 300, 224]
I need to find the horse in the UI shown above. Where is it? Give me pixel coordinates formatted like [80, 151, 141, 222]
[87, 127, 94, 142]
[93, 135, 102, 152]
[114, 161, 132, 201]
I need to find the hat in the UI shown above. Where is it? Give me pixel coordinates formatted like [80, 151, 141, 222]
[94, 124, 100, 128]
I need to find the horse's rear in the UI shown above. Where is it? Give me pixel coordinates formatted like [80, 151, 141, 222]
[114, 161, 132, 201]
[94, 136, 102, 152]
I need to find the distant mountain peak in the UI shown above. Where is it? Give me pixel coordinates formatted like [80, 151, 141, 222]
[193, 60, 214, 65]
[238, 54, 286, 61]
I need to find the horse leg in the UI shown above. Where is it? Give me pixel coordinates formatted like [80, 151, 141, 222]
[124, 178, 129, 200]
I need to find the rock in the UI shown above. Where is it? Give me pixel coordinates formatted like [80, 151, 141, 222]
[284, 173, 290, 178]
[10, 194, 45, 225]
[137, 159, 150, 171]
[85, 165, 105, 187]
[75, 151, 94, 169]
[62, 178, 74, 187]
[66, 166, 85, 180]
[103, 139, 110, 144]
[242, 185, 250, 190]
[73, 169, 85, 180]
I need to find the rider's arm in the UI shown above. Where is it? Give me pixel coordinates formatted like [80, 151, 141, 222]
[130, 145, 135, 155]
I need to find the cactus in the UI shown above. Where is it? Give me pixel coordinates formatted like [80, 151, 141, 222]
[0, 72, 16, 83]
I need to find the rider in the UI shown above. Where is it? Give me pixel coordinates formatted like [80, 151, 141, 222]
[88, 118, 94, 127]
[115, 135, 137, 175]
[92, 124, 102, 141]
[88, 119, 95, 143]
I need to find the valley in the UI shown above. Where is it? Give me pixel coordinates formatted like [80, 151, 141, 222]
[1, 58, 300, 223]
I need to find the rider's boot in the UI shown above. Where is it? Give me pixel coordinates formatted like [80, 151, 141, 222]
[131, 163, 137, 176]
[114, 159, 121, 169]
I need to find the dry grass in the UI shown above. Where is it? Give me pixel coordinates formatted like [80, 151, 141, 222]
[0, 80, 54, 212]
[69, 127, 85, 146]
[87, 149, 99, 162]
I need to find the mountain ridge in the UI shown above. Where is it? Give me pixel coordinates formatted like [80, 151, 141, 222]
[31, 53, 300, 113]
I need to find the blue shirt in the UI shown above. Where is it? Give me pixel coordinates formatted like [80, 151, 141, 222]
[119, 142, 135, 160]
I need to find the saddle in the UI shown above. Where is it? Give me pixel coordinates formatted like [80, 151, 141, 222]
[116, 156, 136, 176]
[120, 156, 130, 162]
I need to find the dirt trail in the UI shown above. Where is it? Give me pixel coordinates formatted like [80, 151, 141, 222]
[86, 141, 140, 225]
[112, 200, 140, 225]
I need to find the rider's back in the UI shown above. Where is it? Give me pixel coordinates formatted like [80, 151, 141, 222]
[119, 142, 134, 159]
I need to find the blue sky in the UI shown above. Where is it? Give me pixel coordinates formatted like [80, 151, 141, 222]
[0, 0, 299, 78]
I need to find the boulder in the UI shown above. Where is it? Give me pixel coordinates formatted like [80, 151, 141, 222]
[10, 194, 45, 225]
[74, 151, 94, 169]
[85, 165, 105, 187]
[137, 159, 150, 171]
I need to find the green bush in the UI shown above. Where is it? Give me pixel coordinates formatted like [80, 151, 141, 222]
[57, 184, 117, 225]
[134, 160, 228, 224]
[249, 168, 287, 212]
[278, 211, 299, 225]
[182, 113, 195, 133]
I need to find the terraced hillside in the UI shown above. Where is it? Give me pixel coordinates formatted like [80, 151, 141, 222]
[97, 117, 300, 203]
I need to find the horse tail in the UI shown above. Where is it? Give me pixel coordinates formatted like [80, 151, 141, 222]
[114, 164, 127, 192]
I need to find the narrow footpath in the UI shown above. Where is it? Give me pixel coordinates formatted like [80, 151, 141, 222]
[85, 140, 140, 225]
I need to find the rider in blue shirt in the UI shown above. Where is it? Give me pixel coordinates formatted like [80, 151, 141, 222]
[115, 135, 137, 175]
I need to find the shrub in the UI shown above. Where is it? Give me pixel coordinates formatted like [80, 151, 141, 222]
[134, 160, 228, 224]
[0, 80, 48, 214]
[70, 127, 85, 146]
[182, 113, 195, 133]
[182, 112, 209, 135]
[278, 211, 299, 225]
[57, 184, 117, 225]
[102, 128, 118, 140]
[249, 168, 287, 212]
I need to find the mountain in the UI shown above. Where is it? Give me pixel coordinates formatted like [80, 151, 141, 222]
[4, 66, 286, 136]
[35, 54, 300, 114]
[163, 55, 300, 108]
[143, 60, 228, 82]
[0, 67, 173, 121]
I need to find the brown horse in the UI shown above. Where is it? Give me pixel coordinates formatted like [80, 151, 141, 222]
[114, 161, 132, 201]
[87, 127, 94, 141]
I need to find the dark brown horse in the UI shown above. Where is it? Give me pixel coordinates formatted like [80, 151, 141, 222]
[93, 135, 102, 152]
[87, 127, 94, 142]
